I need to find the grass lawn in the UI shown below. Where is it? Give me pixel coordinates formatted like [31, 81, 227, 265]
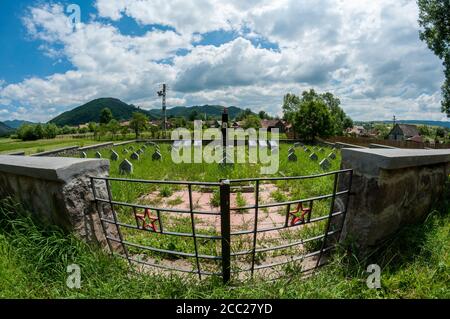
[0, 137, 100, 155]
[83, 142, 342, 280]
[0, 184, 448, 298]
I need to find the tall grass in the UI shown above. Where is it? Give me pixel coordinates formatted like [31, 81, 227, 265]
[0, 180, 448, 299]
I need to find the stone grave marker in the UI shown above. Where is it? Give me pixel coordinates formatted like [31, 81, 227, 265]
[288, 151, 297, 162]
[319, 148, 324, 152]
[128, 146, 134, 151]
[309, 152, 318, 161]
[142, 144, 147, 149]
[294, 142, 302, 148]
[328, 152, 336, 160]
[80, 152, 87, 158]
[130, 152, 139, 160]
[122, 149, 129, 155]
[152, 150, 162, 161]
[288, 147, 295, 154]
[119, 159, 133, 175]
[304, 148, 311, 153]
[319, 158, 331, 170]
[95, 151, 102, 158]
[136, 148, 143, 155]
[110, 150, 119, 161]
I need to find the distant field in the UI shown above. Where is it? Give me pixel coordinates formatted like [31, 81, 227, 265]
[0, 137, 100, 155]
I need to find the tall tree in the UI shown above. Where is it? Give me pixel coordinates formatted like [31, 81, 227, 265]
[242, 115, 262, 129]
[129, 112, 148, 138]
[283, 89, 352, 138]
[99, 107, 113, 124]
[418, 0, 450, 116]
[108, 119, 120, 140]
[292, 99, 333, 142]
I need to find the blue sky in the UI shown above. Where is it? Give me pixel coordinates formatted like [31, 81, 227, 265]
[0, 0, 447, 123]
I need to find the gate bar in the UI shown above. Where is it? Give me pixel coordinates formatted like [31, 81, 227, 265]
[315, 171, 339, 268]
[250, 180, 260, 278]
[188, 184, 202, 279]
[220, 179, 231, 283]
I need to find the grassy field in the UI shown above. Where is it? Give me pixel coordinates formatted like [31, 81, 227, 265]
[0, 137, 99, 155]
[83, 142, 342, 279]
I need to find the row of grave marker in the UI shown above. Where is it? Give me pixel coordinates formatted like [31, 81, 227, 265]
[81, 141, 337, 174]
[288, 144, 337, 171]
[80, 141, 163, 174]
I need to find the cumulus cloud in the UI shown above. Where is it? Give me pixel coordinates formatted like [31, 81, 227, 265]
[0, 0, 447, 122]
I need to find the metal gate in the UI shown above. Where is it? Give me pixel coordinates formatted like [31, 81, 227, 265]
[90, 168, 352, 283]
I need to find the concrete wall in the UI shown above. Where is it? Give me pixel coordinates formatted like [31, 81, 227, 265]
[31, 146, 80, 157]
[0, 155, 117, 248]
[334, 142, 367, 149]
[338, 148, 450, 253]
[368, 143, 397, 149]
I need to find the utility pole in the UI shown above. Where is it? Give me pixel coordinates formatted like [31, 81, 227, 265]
[157, 83, 167, 132]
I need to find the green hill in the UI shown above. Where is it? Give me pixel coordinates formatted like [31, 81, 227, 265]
[49, 98, 153, 126]
[49, 98, 251, 126]
[3, 120, 35, 129]
[148, 105, 247, 120]
[0, 122, 14, 137]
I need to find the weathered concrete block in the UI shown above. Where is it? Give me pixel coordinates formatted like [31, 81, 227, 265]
[339, 148, 450, 254]
[0, 156, 117, 248]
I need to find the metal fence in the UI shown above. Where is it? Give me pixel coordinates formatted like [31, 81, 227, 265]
[90, 168, 353, 283]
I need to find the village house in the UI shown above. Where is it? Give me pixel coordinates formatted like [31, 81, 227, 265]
[387, 124, 422, 142]
[346, 125, 366, 136]
[260, 119, 291, 133]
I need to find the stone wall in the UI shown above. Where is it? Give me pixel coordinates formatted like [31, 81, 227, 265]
[31, 146, 80, 157]
[0, 155, 118, 248]
[338, 148, 450, 253]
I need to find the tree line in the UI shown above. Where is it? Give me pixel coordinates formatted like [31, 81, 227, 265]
[14, 90, 354, 141]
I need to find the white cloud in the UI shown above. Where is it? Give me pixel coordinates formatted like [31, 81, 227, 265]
[0, 0, 447, 122]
